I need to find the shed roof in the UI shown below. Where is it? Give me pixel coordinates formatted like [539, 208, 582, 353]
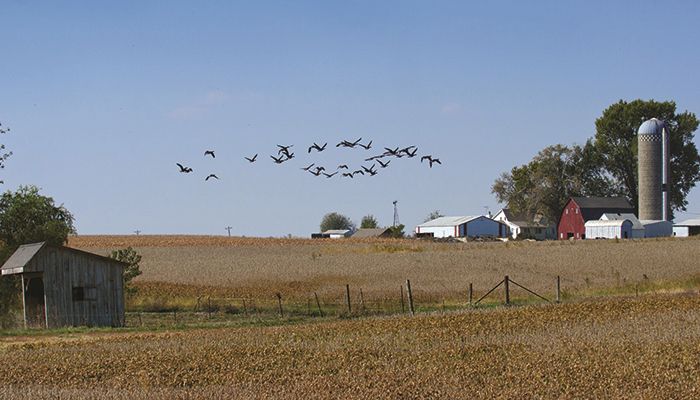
[1, 242, 127, 276]
[585, 219, 631, 228]
[351, 228, 390, 238]
[674, 218, 700, 227]
[322, 229, 351, 235]
[601, 213, 644, 230]
[418, 216, 480, 227]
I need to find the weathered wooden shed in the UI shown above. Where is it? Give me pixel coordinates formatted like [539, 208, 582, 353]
[0, 242, 126, 328]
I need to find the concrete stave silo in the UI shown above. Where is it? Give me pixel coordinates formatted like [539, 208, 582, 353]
[637, 118, 669, 221]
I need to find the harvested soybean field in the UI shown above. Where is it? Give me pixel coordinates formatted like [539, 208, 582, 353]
[1, 294, 699, 399]
[68, 235, 700, 306]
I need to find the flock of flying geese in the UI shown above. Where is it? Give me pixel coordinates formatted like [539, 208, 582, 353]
[176, 138, 441, 181]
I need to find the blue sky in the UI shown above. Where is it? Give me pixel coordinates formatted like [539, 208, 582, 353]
[2, 1, 700, 236]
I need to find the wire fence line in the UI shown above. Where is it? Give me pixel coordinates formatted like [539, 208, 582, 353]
[124, 275, 563, 328]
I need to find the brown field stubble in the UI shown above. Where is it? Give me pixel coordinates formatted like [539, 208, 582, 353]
[68, 235, 700, 303]
[0, 294, 698, 399]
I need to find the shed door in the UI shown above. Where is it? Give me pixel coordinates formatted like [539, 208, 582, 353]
[23, 274, 47, 328]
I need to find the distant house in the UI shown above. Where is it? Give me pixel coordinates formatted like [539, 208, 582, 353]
[351, 228, 391, 238]
[558, 197, 634, 240]
[492, 208, 556, 240]
[673, 219, 700, 237]
[322, 229, 352, 239]
[415, 216, 508, 239]
[1, 242, 126, 329]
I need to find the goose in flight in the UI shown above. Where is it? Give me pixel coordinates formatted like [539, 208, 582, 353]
[377, 159, 390, 168]
[337, 164, 349, 170]
[205, 174, 219, 181]
[342, 172, 354, 178]
[271, 155, 285, 164]
[323, 171, 338, 178]
[301, 163, 316, 171]
[308, 142, 328, 153]
[359, 140, 373, 150]
[244, 154, 258, 163]
[176, 163, 193, 173]
[204, 150, 215, 158]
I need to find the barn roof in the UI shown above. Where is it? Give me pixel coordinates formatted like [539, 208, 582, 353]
[1, 242, 127, 276]
[418, 216, 480, 227]
[572, 197, 633, 210]
[585, 219, 631, 228]
[351, 228, 390, 238]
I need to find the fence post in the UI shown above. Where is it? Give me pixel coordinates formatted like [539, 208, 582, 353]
[468, 283, 473, 306]
[242, 298, 247, 315]
[359, 289, 365, 312]
[406, 279, 415, 316]
[556, 276, 561, 303]
[276, 293, 283, 316]
[504, 275, 510, 305]
[314, 292, 324, 317]
[345, 284, 352, 315]
[138, 312, 142, 327]
[208, 296, 212, 319]
[400, 286, 405, 313]
[174, 310, 177, 325]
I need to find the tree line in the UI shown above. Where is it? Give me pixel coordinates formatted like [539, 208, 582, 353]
[492, 99, 700, 224]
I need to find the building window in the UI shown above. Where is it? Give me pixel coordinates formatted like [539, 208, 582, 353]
[575, 208, 579, 214]
[72, 286, 97, 302]
[565, 209, 569, 215]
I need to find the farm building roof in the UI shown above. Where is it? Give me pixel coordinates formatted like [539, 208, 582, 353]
[351, 228, 390, 238]
[1, 242, 127, 276]
[584, 220, 630, 227]
[322, 229, 351, 235]
[417, 216, 480, 227]
[497, 208, 551, 228]
[674, 218, 700, 227]
[601, 213, 644, 230]
[572, 197, 633, 210]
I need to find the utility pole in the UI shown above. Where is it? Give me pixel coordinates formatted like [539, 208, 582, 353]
[133, 230, 141, 236]
[225, 226, 233, 237]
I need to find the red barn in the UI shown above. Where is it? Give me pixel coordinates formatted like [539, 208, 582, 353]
[558, 197, 634, 240]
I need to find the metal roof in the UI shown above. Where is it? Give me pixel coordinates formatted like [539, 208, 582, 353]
[417, 216, 480, 227]
[601, 213, 644, 230]
[351, 228, 390, 238]
[1, 242, 127, 275]
[674, 218, 700, 227]
[571, 197, 633, 209]
[322, 229, 351, 235]
[638, 118, 666, 135]
[585, 219, 631, 227]
[0, 242, 47, 274]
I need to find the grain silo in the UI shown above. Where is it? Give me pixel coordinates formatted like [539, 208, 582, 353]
[638, 118, 669, 221]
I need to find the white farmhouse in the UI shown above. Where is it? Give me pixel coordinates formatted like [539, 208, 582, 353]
[415, 216, 508, 239]
[492, 208, 556, 240]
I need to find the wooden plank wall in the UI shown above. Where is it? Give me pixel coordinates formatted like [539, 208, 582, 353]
[32, 247, 125, 328]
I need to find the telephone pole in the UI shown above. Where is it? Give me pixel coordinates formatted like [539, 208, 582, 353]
[225, 226, 233, 237]
[133, 230, 141, 236]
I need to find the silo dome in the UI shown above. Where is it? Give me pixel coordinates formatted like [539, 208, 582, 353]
[638, 118, 666, 136]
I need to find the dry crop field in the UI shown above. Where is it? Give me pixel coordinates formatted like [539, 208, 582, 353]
[69, 235, 700, 307]
[0, 293, 698, 399]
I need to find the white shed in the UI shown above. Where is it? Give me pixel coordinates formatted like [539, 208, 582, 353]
[673, 218, 700, 237]
[585, 219, 633, 239]
[641, 220, 673, 238]
[600, 213, 645, 239]
[415, 216, 508, 239]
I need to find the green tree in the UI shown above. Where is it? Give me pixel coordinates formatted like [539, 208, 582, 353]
[492, 142, 613, 224]
[320, 212, 355, 232]
[424, 210, 444, 222]
[0, 185, 75, 327]
[594, 99, 700, 216]
[109, 247, 142, 293]
[385, 224, 406, 238]
[360, 215, 379, 229]
[0, 122, 11, 185]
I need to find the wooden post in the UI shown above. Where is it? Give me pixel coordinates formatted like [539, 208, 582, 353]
[314, 292, 324, 317]
[556, 276, 561, 303]
[138, 312, 142, 327]
[21, 275, 27, 329]
[400, 286, 405, 313]
[242, 298, 248, 316]
[504, 275, 510, 305]
[359, 289, 365, 312]
[406, 279, 415, 316]
[345, 284, 352, 315]
[174, 310, 177, 324]
[276, 293, 283, 316]
[208, 296, 212, 319]
[468, 283, 473, 306]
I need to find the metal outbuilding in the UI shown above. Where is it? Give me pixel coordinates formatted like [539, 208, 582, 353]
[600, 213, 645, 239]
[322, 229, 352, 239]
[351, 228, 391, 238]
[585, 219, 633, 239]
[673, 219, 700, 237]
[415, 216, 508, 239]
[1, 242, 126, 329]
[641, 220, 673, 238]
